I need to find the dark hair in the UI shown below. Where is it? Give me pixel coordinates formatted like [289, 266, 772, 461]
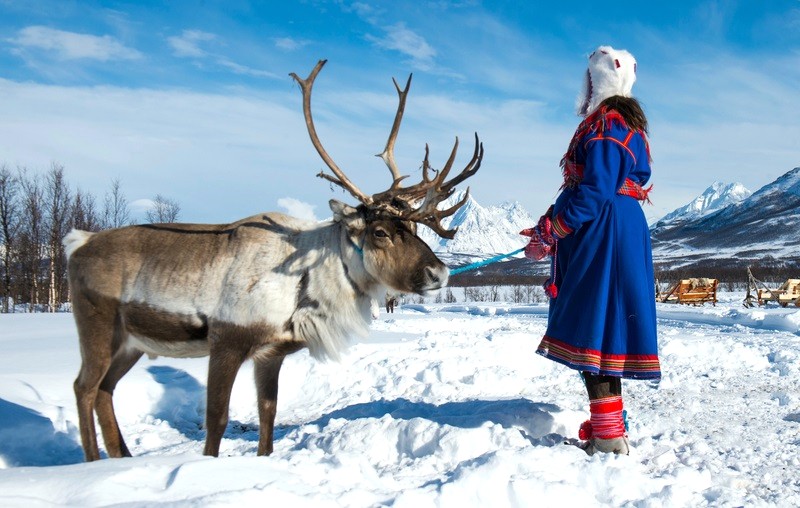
[600, 96, 648, 133]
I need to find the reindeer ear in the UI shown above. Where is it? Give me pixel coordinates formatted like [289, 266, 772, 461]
[330, 200, 366, 239]
[329, 199, 359, 223]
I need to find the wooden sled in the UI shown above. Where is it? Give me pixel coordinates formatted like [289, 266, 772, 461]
[757, 279, 800, 307]
[743, 268, 800, 308]
[658, 278, 718, 306]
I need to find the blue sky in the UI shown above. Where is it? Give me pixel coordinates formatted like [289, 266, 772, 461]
[1, 0, 798, 224]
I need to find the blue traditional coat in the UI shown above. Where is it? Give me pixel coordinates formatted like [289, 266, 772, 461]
[536, 108, 661, 380]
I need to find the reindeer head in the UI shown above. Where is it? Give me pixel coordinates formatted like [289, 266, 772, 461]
[291, 60, 483, 296]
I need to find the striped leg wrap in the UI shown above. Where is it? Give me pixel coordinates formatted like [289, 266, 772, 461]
[583, 396, 626, 440]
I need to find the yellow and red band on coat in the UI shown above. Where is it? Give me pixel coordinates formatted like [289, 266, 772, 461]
[537, 335, 661, 377]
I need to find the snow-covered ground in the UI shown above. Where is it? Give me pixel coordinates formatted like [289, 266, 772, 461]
[1, 291, 799, 507]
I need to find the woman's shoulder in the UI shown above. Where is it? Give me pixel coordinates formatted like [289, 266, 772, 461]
[581, 113, 636, 145]
[581, 112, 651, 163]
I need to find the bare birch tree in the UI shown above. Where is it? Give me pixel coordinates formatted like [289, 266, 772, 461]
[145, 194, 181, 223]
[71, 189, 102, 232]
[102, 178, 132, 229]
[18, 169, 45, 312]
[45, 163, 72, 311]
[0, 164, 20, 312]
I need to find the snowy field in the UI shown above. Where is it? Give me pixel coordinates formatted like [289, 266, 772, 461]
[1, 291, 799, 507]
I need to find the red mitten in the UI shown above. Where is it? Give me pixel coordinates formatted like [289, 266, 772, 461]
[536, 215, 555, 245]
[520, 216, 556, 261]
[525, 239, 552, 260]
[520, 228, 553, 260]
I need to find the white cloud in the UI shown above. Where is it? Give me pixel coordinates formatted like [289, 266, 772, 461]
[130, 198, 155, 213]
[167, 30, 278, 79]
[277, 198, 318, 222]
[691, 1, 735, 41]
[345, 2, 381, 24]
[274, 37, 309, 51]
[217, 58, 280, 79]
[0, 79, 347, 224]
[9, 26, 141, 61]
[367, 23, 436, 69]
[167, 30, 216, 58]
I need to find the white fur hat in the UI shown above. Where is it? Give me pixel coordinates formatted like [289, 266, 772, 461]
[576, 46, 637, 116]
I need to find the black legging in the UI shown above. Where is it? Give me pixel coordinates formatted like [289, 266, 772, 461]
[582, 372, 622, 400]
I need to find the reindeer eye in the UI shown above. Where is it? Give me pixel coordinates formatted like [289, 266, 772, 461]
[374, 229, 389, 238]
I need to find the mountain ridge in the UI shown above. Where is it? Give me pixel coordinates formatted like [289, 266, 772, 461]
[650, 167, 800, 269]
[654, 181, 751, 227]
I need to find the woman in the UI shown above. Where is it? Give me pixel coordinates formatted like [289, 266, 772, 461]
[524, 46, 660, 455]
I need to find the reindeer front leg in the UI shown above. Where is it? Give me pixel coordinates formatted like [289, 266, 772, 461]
[254, 356, 285, 456]
[203, 340, 248, 457]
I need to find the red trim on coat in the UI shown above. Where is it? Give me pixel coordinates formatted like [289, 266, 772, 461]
[551, 214, 572, 238]
[584, 136, 637, 163]
[618, 179, 653, 203]
[537, 335, 661, 375]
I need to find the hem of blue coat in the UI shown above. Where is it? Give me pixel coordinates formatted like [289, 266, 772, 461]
[536, 349, 662, 381]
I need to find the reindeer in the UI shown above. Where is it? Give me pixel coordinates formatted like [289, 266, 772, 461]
[64, 60, 483, 461]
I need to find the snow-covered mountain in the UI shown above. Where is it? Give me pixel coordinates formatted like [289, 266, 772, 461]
[654, 181, 751, 227]
[417, 190, 535, 264]
[651, 167, 800, 268]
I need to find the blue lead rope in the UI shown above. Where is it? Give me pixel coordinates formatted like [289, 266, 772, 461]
[448, 247, 525, 275]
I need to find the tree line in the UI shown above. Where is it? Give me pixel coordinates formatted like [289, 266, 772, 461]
[4, 162, 796, 313]
[0, 162, 180, 313]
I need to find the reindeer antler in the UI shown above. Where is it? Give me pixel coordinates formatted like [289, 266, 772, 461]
[376, 74, 412, 189]
[290, 60, 373, 206]
[373, 133, 483, 239]
[291, 60, 483, 239]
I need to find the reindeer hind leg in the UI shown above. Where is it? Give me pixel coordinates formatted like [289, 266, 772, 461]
[73, 306, 118, 462]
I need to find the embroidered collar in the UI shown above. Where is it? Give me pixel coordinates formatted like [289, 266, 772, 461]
[560, 106, 629, 190]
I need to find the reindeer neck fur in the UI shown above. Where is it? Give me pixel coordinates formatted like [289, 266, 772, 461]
[287, 218, 384, 362]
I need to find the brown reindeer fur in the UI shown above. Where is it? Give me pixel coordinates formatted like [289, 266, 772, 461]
[65, 201, 448, 460]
